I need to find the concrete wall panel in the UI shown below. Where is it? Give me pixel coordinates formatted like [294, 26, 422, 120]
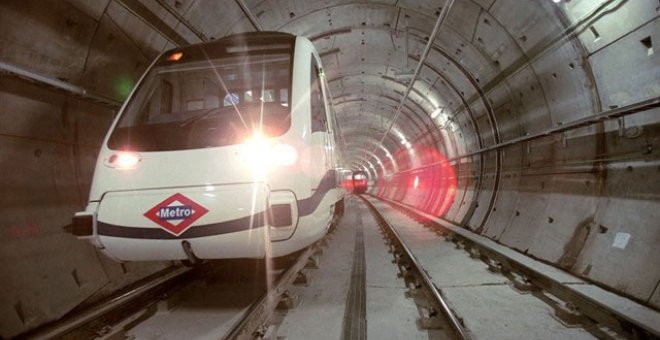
[497, 176, 550, 253]
[0, 0, 97, 83]
[489, 0, 562, 57]
[525, 174, 599, 263]
[588, 18, 660, 109]
[506, 68, 551, 134]
[533, 42, 596, 125]
[573, 191, 660, 304]
[481, 144, 523, 239]
[80, 14, 150, 102]
[106, 1, 170, 59]
[570, 0, 658, 55]
[472, 10, 522, 72]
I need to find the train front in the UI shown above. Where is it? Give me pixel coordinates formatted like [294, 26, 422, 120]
[71, 33, 302, 262]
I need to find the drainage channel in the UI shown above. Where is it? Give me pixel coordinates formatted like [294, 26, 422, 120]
[341, 210, 367, 340]
[359, 196, 471, 340]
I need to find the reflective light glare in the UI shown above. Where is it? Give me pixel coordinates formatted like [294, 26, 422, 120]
[243, 133, 297, 169]
[436, 112, 449, 126]
[273, 143, 297, 166]
[413, 176, 419, 189]
[167, 52, 184, 61]
[552, 0, 561, 3]
[112, 152, 140, 169]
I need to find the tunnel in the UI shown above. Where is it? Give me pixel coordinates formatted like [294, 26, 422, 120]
[0, 0, 658, 338]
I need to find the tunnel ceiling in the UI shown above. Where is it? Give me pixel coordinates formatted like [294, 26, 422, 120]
[194, 0, 587, 175]
[2, 0, 615, 177]
[2, 0, 656, 178]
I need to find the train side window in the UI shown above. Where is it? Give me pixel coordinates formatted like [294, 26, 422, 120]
[262, 89, 275, 102]
[280, 88, 288, 106]
[310, 58, 327, 132]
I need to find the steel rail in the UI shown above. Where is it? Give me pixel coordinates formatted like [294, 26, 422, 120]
[27, 266, 191, 338]
[360, 196, 470, 340]
[375, 195, 660, 339]
[222, 240, 322, 339]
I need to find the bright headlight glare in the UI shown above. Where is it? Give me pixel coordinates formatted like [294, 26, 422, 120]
[243, 134, 297, 168]
[108, 152, 141, 170]
[272, 143, 297, 166]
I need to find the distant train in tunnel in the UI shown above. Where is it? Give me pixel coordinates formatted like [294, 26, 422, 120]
[71, 32, 346, 262]
[352, 170, 369, 194]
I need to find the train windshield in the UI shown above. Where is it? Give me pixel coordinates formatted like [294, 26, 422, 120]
[108, 39, 293, 151]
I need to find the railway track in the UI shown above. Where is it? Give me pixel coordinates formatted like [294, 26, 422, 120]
[23, 195, 659, 339]
[24, 222, 338, 339]
[366, 195, 660, 340]
[359, 196, 471, 340]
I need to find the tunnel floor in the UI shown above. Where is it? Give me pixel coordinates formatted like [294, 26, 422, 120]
[114, 196, 638, 339]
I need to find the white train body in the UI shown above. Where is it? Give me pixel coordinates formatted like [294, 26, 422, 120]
[72, 32, 345, 261]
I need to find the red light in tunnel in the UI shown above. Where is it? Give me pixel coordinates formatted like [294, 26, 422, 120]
[434, 156, 457, 217]
[406, 145, 457, 217]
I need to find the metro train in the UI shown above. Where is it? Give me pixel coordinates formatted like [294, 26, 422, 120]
[352, 170, 369, 194]
[71, 32, 346, 262]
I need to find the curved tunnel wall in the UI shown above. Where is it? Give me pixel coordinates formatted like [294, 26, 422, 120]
[0, 0, 658, 337]
[369, 0, 660, 310]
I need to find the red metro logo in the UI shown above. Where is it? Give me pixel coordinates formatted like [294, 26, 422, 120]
[144, 193, 209, 236]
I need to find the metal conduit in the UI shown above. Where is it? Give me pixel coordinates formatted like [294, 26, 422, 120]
[369, 0, 455, 156]
[235, 0, 264, 31]
[0, 61, 121, 108]
[393, 96, 660, 173]
[155, 0, 208, 42]
[448, 0, 623, 118]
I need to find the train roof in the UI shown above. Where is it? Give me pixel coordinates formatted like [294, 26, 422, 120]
[159, 31, 297, 64]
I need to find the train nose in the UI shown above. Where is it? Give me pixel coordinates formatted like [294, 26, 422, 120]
[93, 183, 273, 261]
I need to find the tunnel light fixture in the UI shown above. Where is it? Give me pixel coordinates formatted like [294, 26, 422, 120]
[436, 114, 449, 126]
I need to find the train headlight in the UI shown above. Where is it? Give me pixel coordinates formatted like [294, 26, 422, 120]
[243, 134, 297, 169]
[107, 152, 141, 170]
